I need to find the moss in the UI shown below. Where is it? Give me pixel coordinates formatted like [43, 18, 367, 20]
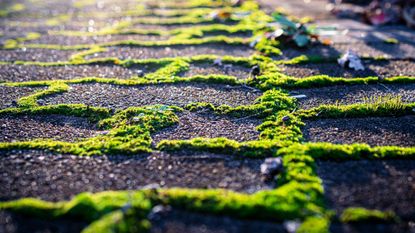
[297, 99, 415, 120]
[17, 82, 69, 108]
[297, 216, 330, 233]
[0, 104, 111, 122]
[280, 143, 415, 160]
[340, 207, 398, 223]
[0, 104, 181, 156]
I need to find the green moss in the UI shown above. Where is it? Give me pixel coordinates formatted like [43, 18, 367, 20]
[17, 82, 68, 108]
[340, 207, 398, 223]
[0, 104, 111, 122]
[297, 216, 330, 233]
[297, 98, 415, 119]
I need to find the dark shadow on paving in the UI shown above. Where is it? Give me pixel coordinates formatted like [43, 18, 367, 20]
[0, 211, 89, 233]
[303, 116, 415, 147]
[0, 64, 159, 82]
[180, 63, 251, 79]
[151, 111, 261, 144]
[39, 83, 262, 110]
[86, 44, 255, 60]
[0, 150, 272, 202]
[0, 48, 81, 62]
[280, 59, 415, 78]
[0, 86, 46, 109]
[150, 209, 286, 233]
[330, 221, 415, 233]
[316, 159, 415, 220]
[0, 114, 101, 143]
[293, 83, 415, 109]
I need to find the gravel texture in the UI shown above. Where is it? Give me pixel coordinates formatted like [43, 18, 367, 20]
[303, 116, 415, 147]
[0, 86, 45, 109]
[0, 64, 157, 82]
[277, 42, 415, 60]
[181, 63, 251, 79]
[150, 209, 286, 233]
[317, 159, 415, 219]
[0, 150, 272, 201]
[280, 60, 415, 78]
[86, 44, 255, 60]
[40, 83, 262, 109]
[30, 34, 171, 46]
[0, 48, 78, 62]
[151, 111, 261, 144]
[293, 83, 415, 109]
[0, 114, 101, 142]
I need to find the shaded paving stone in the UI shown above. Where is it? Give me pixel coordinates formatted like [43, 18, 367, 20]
[0, 150, 272, 201]
[294, 83, 415, 109]
[0, 48, 79, 62]
[257, 0, 335, 19]
[40, 83, 262, 110]
[0, 64, 157, 82]
[303, 116, 415, 147]
[29, 34, 171, 46]
[315, 19, 415, 44]
[150, 209, 286, 233]
[151, 111, 261, 144]
[0, 114, 101, 143]
[277, 42, 415, 60]
[180, 63, 252, 79]
[86, 44, 255, 60]
[316, 159, 415, 219]
[330, 221, 415, 233]
[280, 60, 415, 78]
[0, 86, 45, 109]
[0, 211, 89, 233]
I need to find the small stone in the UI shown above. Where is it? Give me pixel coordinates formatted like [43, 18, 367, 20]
[250, 65, 260, 78]
[37, 99, 45, 105]
[147, 205, 172, 221]
[282, 115, 291, 122]
[136, 69, 144, 77]
[141, 183, 160, 190]
[260, 157, 283, 179]
[338, 50, 365, 71]
[213, 58, 223, 66]
[283, 220, 301, 233]
[291, 94, 307, 99]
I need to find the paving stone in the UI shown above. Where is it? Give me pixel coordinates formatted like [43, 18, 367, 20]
[0, 64, 158, 82]
[29, 34, 171, 46]
[39, 83, 262, 110]
[151, 111, 261, 144]
[150, 209, 286, 233]
[0, 48, 79, 62]
[0, 86, 46, 109]
[0, 150, 272, 201]
[293, 83, 415, 109]
[317, 159, 415, 219]
[86, 44, 255, 60]
[180, 63, 252, 79]
[0, 114, 101, 143]
[303, 116, 415, 147]
[280, 60, 415, 78]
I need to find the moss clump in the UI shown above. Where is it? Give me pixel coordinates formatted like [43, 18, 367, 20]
[340, 207, 398, 223]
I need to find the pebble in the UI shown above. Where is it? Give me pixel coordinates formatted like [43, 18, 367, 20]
[260, 157, 284, 180]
